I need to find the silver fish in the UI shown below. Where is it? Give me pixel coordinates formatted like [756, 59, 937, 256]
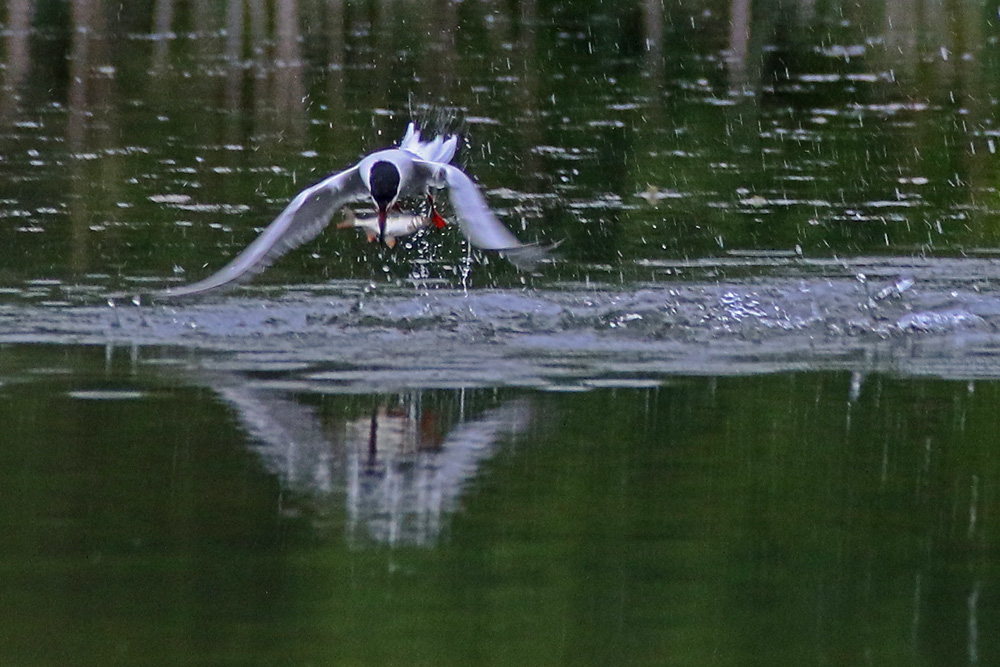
[336, 208, 439, 248]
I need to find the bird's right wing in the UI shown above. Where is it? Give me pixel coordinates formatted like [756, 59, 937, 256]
[155, 166, 366, 298]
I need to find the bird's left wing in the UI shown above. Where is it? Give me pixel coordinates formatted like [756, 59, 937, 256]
[155, 166, 366, 298]
[426, 162, 555, 271]
[435, 163, 523, 250]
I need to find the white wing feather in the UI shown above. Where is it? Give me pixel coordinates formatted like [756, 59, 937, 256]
[440, 164, 522, 250]
[156, 166, 366, 297]
[436, 163, 554, 270]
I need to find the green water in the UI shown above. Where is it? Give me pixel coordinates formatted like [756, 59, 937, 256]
[0, 346, 996, 664]
[2, 0, 1000, 665]
[0, 347, 998, 664]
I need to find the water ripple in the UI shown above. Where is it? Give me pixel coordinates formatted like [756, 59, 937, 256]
[4, 257, 1000, 387]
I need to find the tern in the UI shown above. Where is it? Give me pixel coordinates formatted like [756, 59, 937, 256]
[156, 123, 549, 298]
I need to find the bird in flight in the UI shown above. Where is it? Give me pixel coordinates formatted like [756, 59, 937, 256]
[156, 123, 549, 298]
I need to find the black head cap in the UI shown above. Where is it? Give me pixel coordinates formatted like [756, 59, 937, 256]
[369, 160, 401, 211]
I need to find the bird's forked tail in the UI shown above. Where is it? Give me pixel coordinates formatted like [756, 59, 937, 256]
[399, 122, 458, 164]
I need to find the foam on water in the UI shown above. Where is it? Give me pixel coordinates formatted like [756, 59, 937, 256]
[3, 256, 1000, 389]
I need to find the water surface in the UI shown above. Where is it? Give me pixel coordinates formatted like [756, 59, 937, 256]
[1, 1, 999, 665]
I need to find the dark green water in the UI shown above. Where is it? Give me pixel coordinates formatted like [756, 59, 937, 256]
[1, 345, 997, 665]
[2, 1, 1000, 665]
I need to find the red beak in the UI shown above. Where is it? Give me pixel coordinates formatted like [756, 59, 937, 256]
[377, 206, 388, 244]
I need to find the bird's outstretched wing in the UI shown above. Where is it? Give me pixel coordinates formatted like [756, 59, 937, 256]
[438, 163, 522, 250]
[435, 163, 555, 270]
[155, 166, 366, 298]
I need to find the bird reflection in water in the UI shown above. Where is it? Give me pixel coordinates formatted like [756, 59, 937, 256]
[209, 381, 532, 547]
[343, 396, 531, 546]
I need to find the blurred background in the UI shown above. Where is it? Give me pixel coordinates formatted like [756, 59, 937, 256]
[1, 0, 998, 288]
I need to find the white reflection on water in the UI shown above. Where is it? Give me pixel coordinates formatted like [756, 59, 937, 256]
[969, 579, 981, 663]
[67, 389, 148, 400]
[210, 381, 531, 546]
[344, 398, 531, 546]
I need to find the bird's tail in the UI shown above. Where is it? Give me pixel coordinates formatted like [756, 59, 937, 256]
[400, 122, 458, 164]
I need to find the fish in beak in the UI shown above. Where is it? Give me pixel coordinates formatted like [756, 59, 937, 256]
[337, 208, 441, 248]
